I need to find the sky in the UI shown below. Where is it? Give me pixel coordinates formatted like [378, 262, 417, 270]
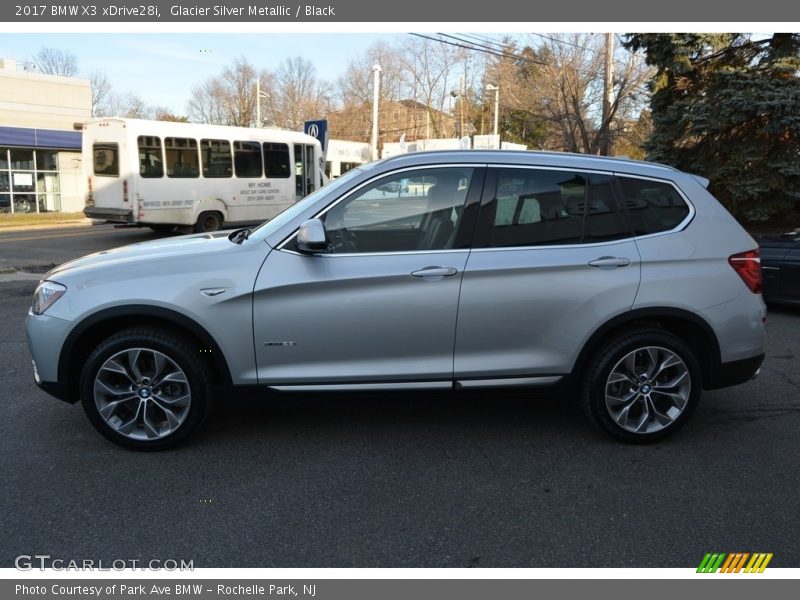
[0, 33, 405, 114]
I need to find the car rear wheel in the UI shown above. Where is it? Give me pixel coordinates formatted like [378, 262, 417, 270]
[582, 330, 701, 442]
[79, 327, 213, 450]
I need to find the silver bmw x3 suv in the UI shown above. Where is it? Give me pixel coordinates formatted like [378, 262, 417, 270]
[26, 151, 766, 449]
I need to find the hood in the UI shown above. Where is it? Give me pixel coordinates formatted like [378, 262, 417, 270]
[45, 231, 235, 279]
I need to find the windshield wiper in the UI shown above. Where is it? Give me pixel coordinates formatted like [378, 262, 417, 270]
[228, 227, 252, 245]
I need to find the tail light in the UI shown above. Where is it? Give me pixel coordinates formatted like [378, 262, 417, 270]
[729, 249, 762, 293]
[86, 177, 94, 206]
[123, 180, 129, 203]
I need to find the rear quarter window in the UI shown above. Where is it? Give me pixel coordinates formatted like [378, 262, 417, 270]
[616, 176, 690, 235]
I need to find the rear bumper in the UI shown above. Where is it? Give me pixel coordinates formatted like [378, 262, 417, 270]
[705, 353, 765, 390]
[84, 207, 134, 223]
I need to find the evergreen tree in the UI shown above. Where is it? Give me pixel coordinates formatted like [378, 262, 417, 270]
[624, 34, 800, 221]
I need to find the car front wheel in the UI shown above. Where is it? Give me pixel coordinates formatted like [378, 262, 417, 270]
[582, 330, 701, 443]
[79, 327, 213, 450]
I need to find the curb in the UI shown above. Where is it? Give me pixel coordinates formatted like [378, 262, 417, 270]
[0, 219, 99, 232]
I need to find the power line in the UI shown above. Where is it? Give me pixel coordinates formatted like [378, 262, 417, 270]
[410, 33, 546, 67]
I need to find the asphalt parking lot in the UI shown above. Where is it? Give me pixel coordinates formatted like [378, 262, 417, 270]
[1, 225, 799, 568]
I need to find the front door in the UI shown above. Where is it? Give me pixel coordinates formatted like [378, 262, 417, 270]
[253, 166, 482, 388]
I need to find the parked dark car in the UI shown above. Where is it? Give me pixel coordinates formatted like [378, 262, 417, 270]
[758, 229, 800, 306]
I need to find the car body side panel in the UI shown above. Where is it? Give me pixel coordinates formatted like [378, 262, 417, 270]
[454, 239, 641, 377]
[29, 235, 269, 387]
[253, 248, 469, 384]
[631, 177, 766, 363]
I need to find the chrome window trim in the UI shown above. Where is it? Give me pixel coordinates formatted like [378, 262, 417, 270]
[276, 163, 485, 253]
[469, 238, 635, 254]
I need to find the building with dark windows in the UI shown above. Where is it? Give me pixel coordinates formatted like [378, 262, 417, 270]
[0, 58, 91, 213]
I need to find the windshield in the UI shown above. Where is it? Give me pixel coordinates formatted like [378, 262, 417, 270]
[247, 166, 369, 242]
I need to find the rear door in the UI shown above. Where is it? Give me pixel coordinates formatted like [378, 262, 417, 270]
[88, 139, 128, 214]
[454, 166, 641, 385]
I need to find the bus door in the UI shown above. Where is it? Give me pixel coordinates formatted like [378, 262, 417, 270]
[294, 144, 316, 200]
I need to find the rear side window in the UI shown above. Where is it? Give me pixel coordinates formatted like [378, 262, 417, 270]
[138, 136, 163, 178]
[616, 176, 690, 235]
[201, 139, 232, 178]
[165, 137, 199, 178]
[93, 143, 119, 177]
[486, 169, 628, 247]
[234, 141, 263, 178]
[263, 143, 290, 178]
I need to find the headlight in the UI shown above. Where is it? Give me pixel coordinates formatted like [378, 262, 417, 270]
[31, 281, 67, 315]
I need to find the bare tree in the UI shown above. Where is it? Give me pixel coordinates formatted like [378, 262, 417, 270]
[399, 37, 466, 138]
[269, 56, 331, 130]
[89, 70, 112, 117]
[337, 42, 406, 107]
[526, 33, 651, 154]
[187, 57, 267, 127]
[32, 47, 78, 77]
[120, 93, 152, 119]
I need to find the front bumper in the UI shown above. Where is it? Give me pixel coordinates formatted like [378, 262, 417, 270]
[26, 312, 77, 404]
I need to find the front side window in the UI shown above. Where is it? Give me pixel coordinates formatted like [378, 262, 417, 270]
[321, 168, 474, 253]
[616, 176, 690, 235]
[486, 169, 629, 247]
[165, 137, 199, 178]
[201, 139, 232, 178]
[93, 143, 119, 177]
[234, 141, 262, 178]
[138, 136, 163, 178]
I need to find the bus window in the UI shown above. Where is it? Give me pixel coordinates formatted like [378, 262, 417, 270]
[165, 137, 200, 178]
[263, 143, 290, 178]
[138, 136, 163, 178]
[234, 141, 262, 178]
[201, 139, 232, 178]
[93, 143, 119, 177]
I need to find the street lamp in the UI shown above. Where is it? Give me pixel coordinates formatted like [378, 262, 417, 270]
[255, 79, 270, 127]
[486, 84, 499, 138]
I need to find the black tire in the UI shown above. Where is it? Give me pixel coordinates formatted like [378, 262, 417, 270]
[581, 329, 702, 443]
[194, 211, 223, 233]
[79, 327, 213, 450]
[148, 224, 176, 234]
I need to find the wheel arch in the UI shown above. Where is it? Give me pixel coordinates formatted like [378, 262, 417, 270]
[572, 307, 722, 390]
[195, 198, 228, 221]
[59, 305, 233, 404]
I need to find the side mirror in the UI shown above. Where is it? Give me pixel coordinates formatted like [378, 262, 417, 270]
[296, 218, 328, 253]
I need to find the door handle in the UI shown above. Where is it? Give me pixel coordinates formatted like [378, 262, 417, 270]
[588, 256, 631, 268]
[411, 267, 458, 278]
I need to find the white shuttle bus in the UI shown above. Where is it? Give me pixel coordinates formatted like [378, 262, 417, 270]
[83, 118, 325, 232]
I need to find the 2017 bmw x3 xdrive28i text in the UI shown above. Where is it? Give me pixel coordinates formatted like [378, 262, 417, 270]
[27, 151, 766, 449]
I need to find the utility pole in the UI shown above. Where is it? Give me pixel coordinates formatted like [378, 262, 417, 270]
[486, 84, 499, 138]
[459, 74, 465, 138]
[602, 32, 614, 156]
[371, 63, 382, 161]
[256, 78, 261, 128]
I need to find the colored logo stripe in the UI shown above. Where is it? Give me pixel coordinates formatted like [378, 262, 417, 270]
[697, 552, 773, 573]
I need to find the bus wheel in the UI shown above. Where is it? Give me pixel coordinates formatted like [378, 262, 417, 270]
[194, 212, 222, 233]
